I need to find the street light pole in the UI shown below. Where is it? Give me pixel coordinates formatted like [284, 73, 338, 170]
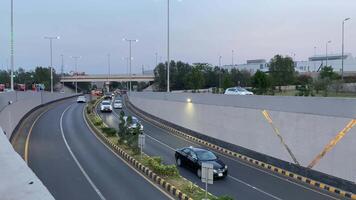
[44, 36, 60, 93]
[219, 56, 222, 92]
[107, 53, 111, 91]
[61, 54, 64, 93]
[10, 0, 14, 91]
[342, 17, 351, 80]
[313, 46, 317, 72]
[155, 52, 158, 67]
[326, 40, 331, 67]
[123, 39, 138, 93]
[232, 50, 234, 67]
[70, 56, 80, 94]
[167, 0, 170, 93]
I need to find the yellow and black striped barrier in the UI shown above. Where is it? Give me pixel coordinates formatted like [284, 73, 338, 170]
[86, 101, 193, 200]
[125, 98, 356, 200]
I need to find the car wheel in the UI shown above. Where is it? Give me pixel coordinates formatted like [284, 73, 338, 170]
[197, 169, 202, 178]
[176, 158, 182, 166]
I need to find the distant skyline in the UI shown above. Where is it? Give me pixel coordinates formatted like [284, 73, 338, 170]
[0, 0, 355, 74]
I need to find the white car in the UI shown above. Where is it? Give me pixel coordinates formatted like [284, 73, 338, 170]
[77, 96, 86, 103]
[100, 100, 113, 112]
[113, 100, 123, 109]
[123, 116, 143, 132]
[224, 87, 253, 95]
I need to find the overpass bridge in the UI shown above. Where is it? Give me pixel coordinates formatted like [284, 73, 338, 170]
[60, 74, 154, 83]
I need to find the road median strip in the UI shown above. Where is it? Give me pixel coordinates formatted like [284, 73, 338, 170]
[84, 98, 228, 200]
[125, 96, 356, 200]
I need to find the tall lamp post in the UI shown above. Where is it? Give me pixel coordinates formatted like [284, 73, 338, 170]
[70, 56, 80, 94]
[107, 53, 111, 92]
[123, 38, 138, 93]
[232, 50, 234, 67]
[342, 17, 351, 80]
[44, 36, 60, 93]
[219, 55, 222, 92]
[60, 54, 64, 93]
[167, 0, 170, 92]
[10, 0, 14, 91]
[325, 40, 331, 67]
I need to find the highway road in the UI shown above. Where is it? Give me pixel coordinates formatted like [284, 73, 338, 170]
[27, 98, 171, 200]
[97, 96, 346, 200]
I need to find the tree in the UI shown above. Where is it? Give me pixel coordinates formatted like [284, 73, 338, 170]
[251, 70, 271, 94]
[154, 63, 166, 91]
[230, 68, 251, 87]
[296, 74, 313, 85]
[0, 70, 11, 86]
[268, 55, 296, 91]
[319, 66, 340, 80]
[222, 74, 233, 89]
[187, 66, 205, 91]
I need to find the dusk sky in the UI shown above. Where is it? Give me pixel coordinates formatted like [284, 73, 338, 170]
[0, 0, 355, 74]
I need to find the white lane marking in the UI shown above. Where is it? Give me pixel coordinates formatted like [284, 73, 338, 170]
[82, 106, 175, 200]
[144, 132, 283, 200]
[118, 106, 340, 200]
[144, 118, 340, 200]
[227, 175, 282, 200]
[60, 104, 107, 200]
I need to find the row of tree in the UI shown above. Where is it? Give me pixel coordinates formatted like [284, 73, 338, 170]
[154, 55, 342, 96]
[0, 67, 61, 90]
[154, 55, 295, 92]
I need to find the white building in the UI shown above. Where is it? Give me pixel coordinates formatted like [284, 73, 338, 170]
[223, 59, 269, 74]
[223, 53, 356, 75]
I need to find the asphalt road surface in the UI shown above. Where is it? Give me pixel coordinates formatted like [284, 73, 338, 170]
[97, 96, 345, 200]
[27, 98, 171, 200]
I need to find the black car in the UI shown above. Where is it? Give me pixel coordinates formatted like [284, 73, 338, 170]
[175, 147, 228, 179]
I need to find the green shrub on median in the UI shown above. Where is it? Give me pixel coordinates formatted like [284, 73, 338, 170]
[143, 156, 179, 177]
[101, 127, 117, 137]
[93, 116, 103, 126]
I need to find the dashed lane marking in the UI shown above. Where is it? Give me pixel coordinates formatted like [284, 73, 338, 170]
[60, 104, 107, 200]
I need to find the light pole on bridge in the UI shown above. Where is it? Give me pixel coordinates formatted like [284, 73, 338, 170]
[70, 56, 81, 94]
[44, 36, 60, 93]
[123, 38, 138, 93]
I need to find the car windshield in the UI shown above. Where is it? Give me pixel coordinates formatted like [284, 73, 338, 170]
[102, 101, 110, 105]
[236, 88, 247, 92]
[115, 100, 121, 103]
[132, 118, 139, 124]
[196, 150, 217, 161]
[79, 96, 85, 98]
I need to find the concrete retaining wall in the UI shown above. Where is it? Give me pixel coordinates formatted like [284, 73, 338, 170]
[0, 127, 55, 200]
[128, 92, 356, 183]
[0, 91, 76, 139]
[0, 92, 77, 200]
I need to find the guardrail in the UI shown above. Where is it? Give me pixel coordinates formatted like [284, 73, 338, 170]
[84, 99, 193, 200]
[125, 96, 356, 200]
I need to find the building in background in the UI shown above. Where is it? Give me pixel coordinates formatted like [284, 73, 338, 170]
[222, 53, 356, 75]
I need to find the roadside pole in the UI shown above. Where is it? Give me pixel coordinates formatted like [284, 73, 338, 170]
[201, 162, 213, 200]
[138, 133, 145, 160]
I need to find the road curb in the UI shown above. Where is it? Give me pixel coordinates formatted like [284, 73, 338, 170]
[85, 101, 193, 200]
[125, 96, 356, 200]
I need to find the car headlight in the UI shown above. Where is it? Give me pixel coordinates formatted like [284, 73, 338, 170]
[225, 165, 228, 169]
[213, 169, 217, 173]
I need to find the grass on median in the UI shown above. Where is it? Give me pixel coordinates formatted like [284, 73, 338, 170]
[86, 99, 233, 200]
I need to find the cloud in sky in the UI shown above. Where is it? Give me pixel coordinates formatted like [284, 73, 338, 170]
[0, 0, 355, 74]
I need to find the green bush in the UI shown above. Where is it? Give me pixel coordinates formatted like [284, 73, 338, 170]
[93, 117, 103, 126]
[86, 106, 92, 114]
[144, 156, 179, 177]
[214, 196, 234, 200]
[101, 127, 117, 137]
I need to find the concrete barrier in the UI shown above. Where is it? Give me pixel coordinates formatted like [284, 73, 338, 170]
[0, 91, 77, 200]
[128, 92, 356, 184]
[0, 91, 77, 139]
